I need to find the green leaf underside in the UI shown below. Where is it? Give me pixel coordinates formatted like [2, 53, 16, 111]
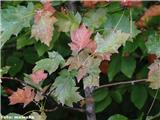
[146, 34, 160, 57]
[33, 51, 65, 74]
[95, 30, 130, 54]
[52, 69, 82, 106]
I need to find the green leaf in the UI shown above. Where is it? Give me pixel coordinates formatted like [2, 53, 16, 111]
[1, 85, 8, 96]
[108, 114, 128, 120]
[95, 96, 112, 113]
[95, 31, 130, 54]
[146, 33, 160, 57]
[131, 85, 148, 109]
[135, 34, 148, 56]
[105, 12, 140, 38]
[136, 65, 148, 79]
[35, 42, 48, 56]
[122, 41, 138, 55]
[1, 3, 34, 48]
[6, 56, 23, 76]
[51, 69, 83, 106]
[121, 56, 136, 78]
[55, 12, 81, 32]
[111, 91, 122, 103]
[33, 51, 65, 74]
[23, 47, 39, 64]
[108, 54, 121, 81]
[16, 31, 35, 49]
[83, 8, 107, 29]
[0, 66, 10, 77]
[93, 88, 109, 102]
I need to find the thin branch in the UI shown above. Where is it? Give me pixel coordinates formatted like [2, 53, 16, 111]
[1, 77, 41, 91]
[63, 106, 86, 113]
[147, 89, 159, 116]
[1, 77, 27, 85]
[96, 79, 147, 90]
[44, 106, 58, 112]
[147, 112, 160, 120]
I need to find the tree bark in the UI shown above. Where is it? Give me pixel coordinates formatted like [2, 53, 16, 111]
[85, 87, 96, 120]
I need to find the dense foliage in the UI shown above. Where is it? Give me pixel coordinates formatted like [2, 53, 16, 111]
[1, 1, 160, 120]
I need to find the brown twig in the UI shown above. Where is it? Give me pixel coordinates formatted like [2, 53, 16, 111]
[44, 106, 58, 112]
[63, 106, 86, 113]
[1, 76, 41, 91]
[85, 87, 96, 120]
[96, 79, 147, 90]
[1, 76, 26, 84]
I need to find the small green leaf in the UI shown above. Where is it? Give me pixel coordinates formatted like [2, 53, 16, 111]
[0, 66, 10, 77]
[108, 114, 128, 120]
[108, 54, 121, 81]
[93, 88, 109, 102]
[121, 56, 136, 78]
[35, 42, 48, 56]
[16, 31, 35, 49]
[111, 91, 122, 103]
[95, 96, 112, 113]
[83, 8, 107, 29]
[23, 47, 39, 64]
[131, 85, 148, 109]
[146, 33, 160, 57]
[6, 56, 23, 76]
[55, 12, 81, 32]
[33, 51, 65, 74]
[122, 41, 138, 55]
[1, 85, 8, 96]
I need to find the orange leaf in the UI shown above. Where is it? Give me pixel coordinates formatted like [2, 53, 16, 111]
[9, 87, 35, 107]
[136, 5, 160, 28]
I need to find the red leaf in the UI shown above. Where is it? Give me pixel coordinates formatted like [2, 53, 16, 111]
[99, 60, 109, 74]
[31, 70, 47, 84]
[31, 2, 57, 46]
[147, 54, 157, 63]
[147, 60, 160, 89]
[9, 87, 35, 107]
[69, 25, 92, 53]
[4, 88, 14, 95]
[121, 0, 142, 8]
